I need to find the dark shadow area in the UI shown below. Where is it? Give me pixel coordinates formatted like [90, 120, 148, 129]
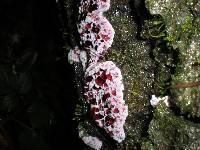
[0, 0, 83, 149]
[129, 0, 152, 40]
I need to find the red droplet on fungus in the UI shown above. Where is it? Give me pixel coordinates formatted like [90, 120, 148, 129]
[102, 93, 110, 102]
[106, 73, 112, 80]
[95, 35, 100, 40]
[104, 36, 110, 42]
[95, 76, 105, 86]
[91, 107, 99, 113]
[103, 83, 108, 87]
[113, 108, 119, 113]
[100, 71, 106, 80]
[112, 90, 116, 96]
[105, 117, 114, 126]
[95, 114, 104, 120]
[85, 23, 92, 29]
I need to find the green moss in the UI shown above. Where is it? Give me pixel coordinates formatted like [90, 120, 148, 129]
[164, 34, 175, 43]
[182, 16, 193, 32]
[195, 55, 200, 65]
[141, 139, 154, 150]
[141, 16, 166, 40]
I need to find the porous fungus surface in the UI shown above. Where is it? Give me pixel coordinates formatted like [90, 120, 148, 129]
[68, 0, 128, 145]
[78, 13, 114, 62]
[84, 61, 128, 142]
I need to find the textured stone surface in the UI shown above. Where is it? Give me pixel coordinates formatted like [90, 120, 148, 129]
[147, 102, 200, 150]
[105, 0, 155, 147]
[146, 0, 200, 117]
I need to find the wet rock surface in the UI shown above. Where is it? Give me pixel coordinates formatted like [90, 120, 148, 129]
[146, 0, 200, 118]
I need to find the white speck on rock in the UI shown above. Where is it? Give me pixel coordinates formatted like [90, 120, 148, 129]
[150, 95, 170, 107]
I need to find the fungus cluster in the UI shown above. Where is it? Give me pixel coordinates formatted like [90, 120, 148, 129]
[78, 14, 114, 63]
[84, 61, 128, 142]
[68, 0, 128, 143]
[78, 0, 114, 63]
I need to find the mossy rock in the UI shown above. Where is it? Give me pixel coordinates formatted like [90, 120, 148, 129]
[148, 102, 200, 149]
[145, 0, 200, 117]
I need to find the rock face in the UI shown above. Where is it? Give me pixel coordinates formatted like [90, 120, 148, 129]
[143, 102, 200, 150]
[146, 0, 200, 117]
[105, 0, 155, 147]
[143, 0, 200, 149]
